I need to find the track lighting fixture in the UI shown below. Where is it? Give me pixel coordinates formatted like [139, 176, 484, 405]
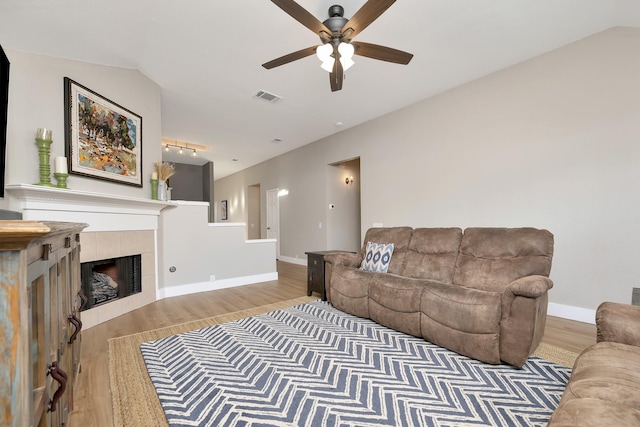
[163, 141, 199, 157]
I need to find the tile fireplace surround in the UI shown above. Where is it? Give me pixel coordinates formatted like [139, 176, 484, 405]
[6, 184, 172, 329]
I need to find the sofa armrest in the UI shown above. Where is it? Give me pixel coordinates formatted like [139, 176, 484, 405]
[500, 275, 553, 321]
[324, 253, 361, 269]
[507, 275, 554, 298]
[498, 276, 553, 366]
[596, 302, 640, 346]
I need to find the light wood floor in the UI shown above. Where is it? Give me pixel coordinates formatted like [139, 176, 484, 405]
[68, 261, 596, 427]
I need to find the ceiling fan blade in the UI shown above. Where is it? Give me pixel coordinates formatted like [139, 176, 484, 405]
[352, 41, 413, 65]
[262, 46, 318, 69]
[330, 58, 344, 92]
[341, 0, 396, 40]
[271, 0, 332, 40]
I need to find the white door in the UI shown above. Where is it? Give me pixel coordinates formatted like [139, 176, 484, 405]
[266, 188, 280, 257]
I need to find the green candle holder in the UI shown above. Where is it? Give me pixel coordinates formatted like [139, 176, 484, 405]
[150, 178, 158, 200]
[54, 173, 69, 189]
[35, 138, 56, 187]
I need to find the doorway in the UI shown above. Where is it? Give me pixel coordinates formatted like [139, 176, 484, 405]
[266, 188, 280, 258]
[327, 157, 361, 252]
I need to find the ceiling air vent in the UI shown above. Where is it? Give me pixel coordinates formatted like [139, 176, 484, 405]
[254, 90, 283, 104]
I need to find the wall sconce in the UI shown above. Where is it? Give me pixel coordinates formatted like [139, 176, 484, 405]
[345, 176, 354, 185]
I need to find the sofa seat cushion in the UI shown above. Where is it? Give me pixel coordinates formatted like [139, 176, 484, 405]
[420, 282, 502, 364]
[560, 341, 640, 407]
[329, 266, 376, 318]
[369, 274, 426, 337]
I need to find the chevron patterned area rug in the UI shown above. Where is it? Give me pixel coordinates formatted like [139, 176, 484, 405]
[140, 301, 571, 427]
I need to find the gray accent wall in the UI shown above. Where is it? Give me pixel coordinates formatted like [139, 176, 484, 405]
[214, 27, 640, 313]
[171, 163, 204, 201]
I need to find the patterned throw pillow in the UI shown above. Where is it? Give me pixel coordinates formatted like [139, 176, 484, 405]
[360, 242, 395, 273]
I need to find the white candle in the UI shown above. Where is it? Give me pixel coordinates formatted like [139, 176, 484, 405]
[151, 171, 158, 180]
[36, 128, 52, 140]
[54, 156, 68, 174]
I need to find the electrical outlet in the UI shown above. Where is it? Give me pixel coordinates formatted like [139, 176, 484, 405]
[210, 275, 216, 282]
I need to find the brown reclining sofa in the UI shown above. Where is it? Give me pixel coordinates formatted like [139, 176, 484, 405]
[325, 227, 554, 367]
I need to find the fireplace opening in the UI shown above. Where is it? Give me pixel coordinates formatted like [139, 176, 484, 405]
[81, 254, 142, 310]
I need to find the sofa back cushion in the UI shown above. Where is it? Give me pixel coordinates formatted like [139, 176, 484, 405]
[401, 228, 463, 284]
[453, 227, 554, 292]
[360, 227, 413, 275]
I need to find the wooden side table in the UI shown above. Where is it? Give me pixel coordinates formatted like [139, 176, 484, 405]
[305, 250, 354, 300]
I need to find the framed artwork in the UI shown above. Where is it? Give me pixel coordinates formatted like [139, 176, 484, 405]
[221, 200, 228, 220]
[64, 77, 143, 186]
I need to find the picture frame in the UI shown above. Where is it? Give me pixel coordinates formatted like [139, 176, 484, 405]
[64, 77, 143, 186]
[221, 200, 228, 220]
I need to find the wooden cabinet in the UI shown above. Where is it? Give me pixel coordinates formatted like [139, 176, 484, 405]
[305, 251, 354, 300]
[0, 221, 86, 427]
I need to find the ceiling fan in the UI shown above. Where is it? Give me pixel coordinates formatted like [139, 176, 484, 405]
[262, 0, 414, 92]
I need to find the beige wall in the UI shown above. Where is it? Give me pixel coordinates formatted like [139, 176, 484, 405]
[215, 27, 640, 312]
[0, 50, 161, 210]
[158, 201, 277, 293]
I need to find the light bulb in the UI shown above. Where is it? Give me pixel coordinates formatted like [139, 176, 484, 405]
[338, 42, 355, 71]
[191, 149, 197, 157]
[340, 56, 355, 71]
[317, 44, 335, 72]
[316, 43, 333, 62]
[338, 42, 354, 59]
[321, 58, 335, 73]
[164, 144, 170, 152]
[178, 147, 184, 154]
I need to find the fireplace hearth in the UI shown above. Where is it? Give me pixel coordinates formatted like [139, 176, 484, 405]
[81, 254, 142, 310]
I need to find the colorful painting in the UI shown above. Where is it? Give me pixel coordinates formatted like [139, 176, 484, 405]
[64, 77, 142, 186]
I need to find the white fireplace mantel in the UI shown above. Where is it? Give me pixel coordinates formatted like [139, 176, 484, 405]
[6, 183, 174, 328]
[6, 184, 172, 232]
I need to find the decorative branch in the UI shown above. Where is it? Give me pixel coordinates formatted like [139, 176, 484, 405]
[155, 162, 175, 181]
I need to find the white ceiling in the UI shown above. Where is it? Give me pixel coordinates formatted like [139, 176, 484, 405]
[1, 0, 639, 180]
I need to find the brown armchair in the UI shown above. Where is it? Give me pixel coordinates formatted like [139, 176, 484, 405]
[548, 302, 640, 426]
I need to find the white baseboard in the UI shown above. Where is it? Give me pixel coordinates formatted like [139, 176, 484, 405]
[548, 302, 596, 324]
[158, 272, 278, 299]
[278, 255, 307, 266]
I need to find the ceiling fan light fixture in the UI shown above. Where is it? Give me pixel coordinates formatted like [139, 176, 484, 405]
[265, 1, 413, 91]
